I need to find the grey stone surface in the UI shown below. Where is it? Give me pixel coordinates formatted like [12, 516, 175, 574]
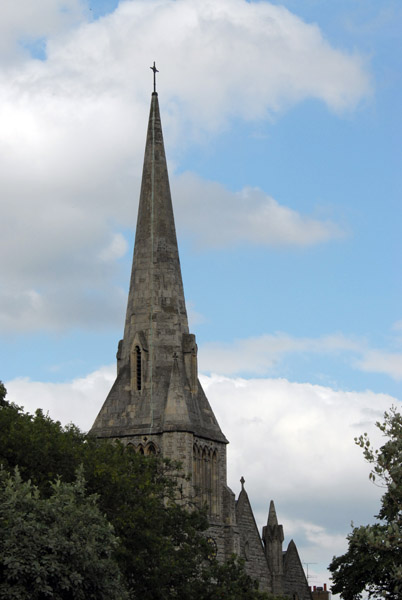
[283, 540, 314, 600]
[90, 91, 311, 599]
[236, 484, 271, 591]
[91, 93, 226, 444]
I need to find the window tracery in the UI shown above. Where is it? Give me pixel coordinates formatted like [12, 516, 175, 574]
[192, 442, 219, 516]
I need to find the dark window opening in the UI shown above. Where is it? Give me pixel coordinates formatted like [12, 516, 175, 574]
[147, 443, 156, 455]
[135, 346, 142, 390]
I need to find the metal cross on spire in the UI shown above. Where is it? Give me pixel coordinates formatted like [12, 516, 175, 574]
[150, 61, 159, 93]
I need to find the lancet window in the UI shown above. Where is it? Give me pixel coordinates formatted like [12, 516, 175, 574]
[135, 346, 142, 390]
[131, 343, 143, 392]
[192, 442, 218, 516]
[146, 443, 156, 455]
[126, 442, 159, 455]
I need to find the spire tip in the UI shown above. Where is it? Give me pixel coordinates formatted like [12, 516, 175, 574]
[150, 61, 159, 93]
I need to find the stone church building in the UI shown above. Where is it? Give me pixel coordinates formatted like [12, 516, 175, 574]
[90, 86, 312, 599]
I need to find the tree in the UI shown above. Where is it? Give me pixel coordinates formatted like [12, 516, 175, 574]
[0, 381, 7, 407]
[0, 387, 269, 599]
[329, 407, 402, 599]
[0, 466, 128, 600]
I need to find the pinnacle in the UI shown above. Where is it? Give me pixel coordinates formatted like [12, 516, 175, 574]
[268, 500, 279, 526]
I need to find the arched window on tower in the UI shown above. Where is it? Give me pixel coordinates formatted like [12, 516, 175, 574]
[202, 447, 210, 508]
[146, 443, 156, 455]
[135, 345, 142, 390]
[206, 448, 213, 512]
[193, 444, 202, 504]
[211, 450, 218, 516]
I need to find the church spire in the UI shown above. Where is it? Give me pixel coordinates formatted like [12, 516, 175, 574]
[90, 88, 226, 444]
[119, 86, 189, 374]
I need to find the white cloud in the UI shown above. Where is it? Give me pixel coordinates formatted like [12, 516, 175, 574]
[0, 0, 370, 333]
[357, 349, 402, 381]
[5, 367, 397, 588]
[0, 0, 85, 63]
[199, 331, 402, 381]
[98, 232, 129, 262]
[392, 319, 402, 331]
[199, 332, 358, 375]
[0, 287, 127, 333]
[5, 365, 115, 430]
[173, 173, 341, 247]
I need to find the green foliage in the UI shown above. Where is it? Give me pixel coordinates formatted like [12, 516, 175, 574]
[0, 398, 86, 491]
[0, 466, 128, 600]
[194, 556, 271, 599]
[0, 381, 7, 407]
[329, 407, 402, 600]
[0, 388, 268, 599]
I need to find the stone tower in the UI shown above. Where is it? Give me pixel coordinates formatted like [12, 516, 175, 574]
[91, 85, 312, 599]
[90, 91, 238, 560]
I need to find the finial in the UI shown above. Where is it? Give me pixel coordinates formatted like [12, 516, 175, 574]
[150, 61, 159, 93]
[240, 476, 245, 490]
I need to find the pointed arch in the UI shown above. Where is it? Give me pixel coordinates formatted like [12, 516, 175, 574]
[211, 449, 218, 516]
[193, 443, 202, 503]
[130, 342, 143, 392]
[146, 442, 157, 455]
[193, 443, 198, 495]
[135, 345, 142, 390]
[201, 446, 208, 507]
[137, 444, 145, 455]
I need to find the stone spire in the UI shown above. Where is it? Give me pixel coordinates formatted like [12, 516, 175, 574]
[90, 91, 226, 444]
[264, 500, 285, 544]
[267, 500, 280, 529]
[120, 91, 189, 377]
[263, 500, 284, 594]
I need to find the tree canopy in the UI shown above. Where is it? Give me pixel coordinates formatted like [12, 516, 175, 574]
[329, 407, 402, 600]
[0, 382, 272, 599]
[0, 467, 128, 600]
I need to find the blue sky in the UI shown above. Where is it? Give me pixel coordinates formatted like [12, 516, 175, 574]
[1, 0, 401, 592]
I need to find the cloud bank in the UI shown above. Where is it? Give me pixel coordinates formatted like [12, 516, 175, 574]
[0, 0, 370, 333]
[199, 331, 402, 381]
[173, 173, 341, 247]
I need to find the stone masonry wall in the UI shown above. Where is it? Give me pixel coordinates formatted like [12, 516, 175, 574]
[236, 492, 271, 592]
[283, 541, 313, 600]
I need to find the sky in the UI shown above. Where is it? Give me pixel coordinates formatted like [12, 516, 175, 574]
[1, 0, 401, 593]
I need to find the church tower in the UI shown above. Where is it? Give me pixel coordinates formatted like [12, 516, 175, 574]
[91, 72, 312, 599]
[90, 87, 238, 561]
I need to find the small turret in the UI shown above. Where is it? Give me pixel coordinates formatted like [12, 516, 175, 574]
[262, 500, 284, 594]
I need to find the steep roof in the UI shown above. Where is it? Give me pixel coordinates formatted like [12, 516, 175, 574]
[90, 92, 226, 443]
